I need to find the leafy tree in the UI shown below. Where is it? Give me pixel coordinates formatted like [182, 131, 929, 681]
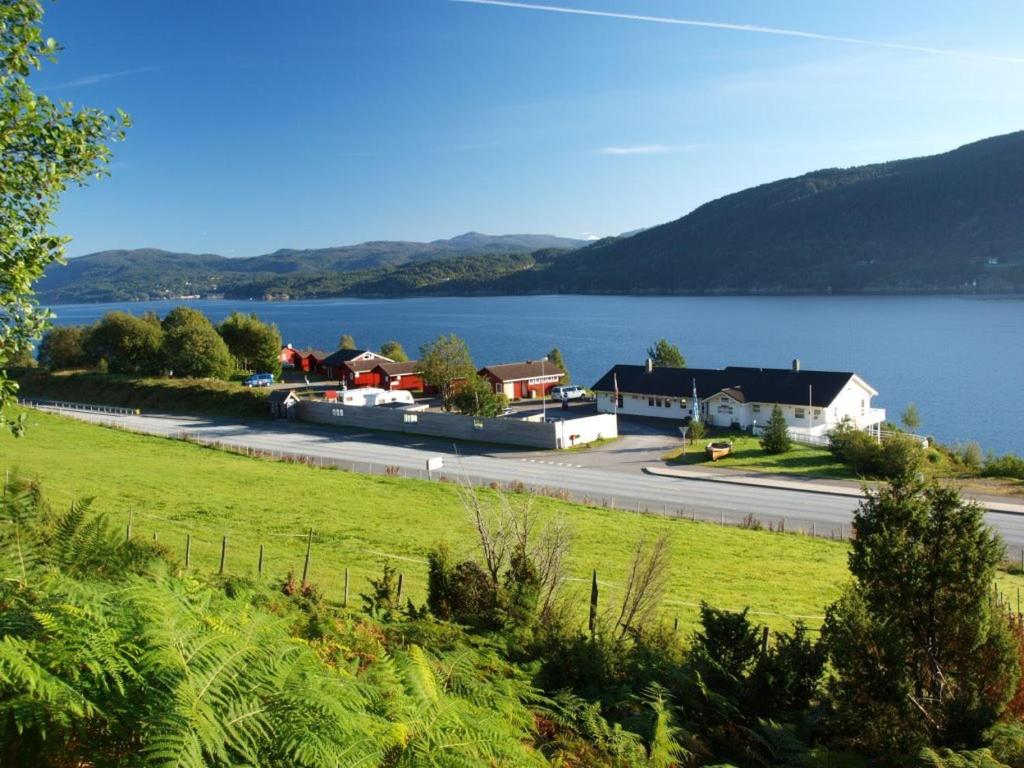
[379, 339, 409, 362]
[760, 404, 791, 454]
[7, 348, 36, 368]
[37, 326, 89, 370]
[338, 333, 357, 350]
[84, 311, 163, 375]
[646, 339, 685, 368]
[902, 402, 922, 431]
[217, 311, 282, 375]
[548, 346, 570, 384]
[420, 333, 475, 411]
[161, 307, 234, 379]
[452, 374, 508, 417]
[0, 0, 129, 434]
[823, 477, 1019, 756]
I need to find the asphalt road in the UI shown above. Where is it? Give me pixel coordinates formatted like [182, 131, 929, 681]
[33, 407, 1024, 555]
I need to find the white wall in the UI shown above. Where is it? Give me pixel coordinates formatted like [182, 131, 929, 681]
[596, 391, 697, 420]
[554, 413, 618, 448]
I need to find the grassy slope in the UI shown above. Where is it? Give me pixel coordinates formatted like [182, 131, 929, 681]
[4, 410, 1021, 634]
[14, 369, 268, 417]
[664, 432, 855, 479]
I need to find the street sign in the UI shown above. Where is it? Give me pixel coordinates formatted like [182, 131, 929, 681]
[426, 456, 444, 479]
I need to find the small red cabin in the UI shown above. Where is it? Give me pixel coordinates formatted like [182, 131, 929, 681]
[374, 360, 426, 392]
[279, 344, 303, 368]
[478, 361, 564, 400]
[321, 349, 392, 385]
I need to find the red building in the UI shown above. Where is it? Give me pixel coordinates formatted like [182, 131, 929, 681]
[374, 360, 426, 392]
[321, 349, 392, 385]
[279, 344, 303, 368]
[298, 349, 329, 374]
[479, 361, 564, 400]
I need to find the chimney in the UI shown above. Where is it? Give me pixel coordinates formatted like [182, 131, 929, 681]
[792, 358, 800, 372]
[645, 358, 654, 373]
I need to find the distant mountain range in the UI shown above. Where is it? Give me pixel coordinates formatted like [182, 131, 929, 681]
[38, 131, 1024, 303]
[37, 233, 586, 303]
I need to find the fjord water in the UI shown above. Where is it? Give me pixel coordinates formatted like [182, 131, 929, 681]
[48, 295, 1024, 455]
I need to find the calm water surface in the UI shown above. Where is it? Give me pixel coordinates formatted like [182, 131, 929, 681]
[47, 295, 1024, 455]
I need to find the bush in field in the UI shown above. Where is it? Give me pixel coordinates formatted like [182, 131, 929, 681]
[217, 311, 282, 375]
[830, 419, 925, 479]
[984, 453, 1024, 481]
[37, 325, 90, 369]
[84, 311, 164, 375]
[957, 441, 985, 469]
[823, 477, 1018, 757]
[161, 306, 234, 379]
[760, 404, 791, 454]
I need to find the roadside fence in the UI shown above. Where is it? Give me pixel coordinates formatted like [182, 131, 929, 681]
[18, 397, 139, 417]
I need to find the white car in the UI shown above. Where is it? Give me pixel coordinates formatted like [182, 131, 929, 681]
[551, 385, 586, 401]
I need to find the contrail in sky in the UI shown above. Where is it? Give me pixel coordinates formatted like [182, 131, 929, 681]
[451, 0, 1024, 65]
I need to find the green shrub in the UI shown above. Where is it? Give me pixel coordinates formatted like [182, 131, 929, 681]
[984, 454, 1024, 481]
[959, 442, 984, 469]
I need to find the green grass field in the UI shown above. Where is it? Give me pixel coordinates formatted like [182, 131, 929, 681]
[664, 430, 857, 479]
[4, 409, 1022, 634]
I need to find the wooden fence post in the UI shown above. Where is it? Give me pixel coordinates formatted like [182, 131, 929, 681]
[301, 528, 313, 588]
[588, 569, 598, 637]
[344, 567, 350, 608]
[397, 572, 404, 603]
[152, 532, 158, 542]
[185, 534, 191, 569]
[761, 626, 770, 655]
[126, 510, 133, 541]
[258, 543, 265, 577]
[219, 536, 228, 575]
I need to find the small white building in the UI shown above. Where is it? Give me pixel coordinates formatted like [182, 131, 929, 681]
[591, 359, 885, 438]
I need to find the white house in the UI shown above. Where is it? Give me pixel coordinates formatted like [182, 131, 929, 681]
[591, 359, 885, 438]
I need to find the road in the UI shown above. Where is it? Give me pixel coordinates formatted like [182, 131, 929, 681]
[32, 406, 1024, 555]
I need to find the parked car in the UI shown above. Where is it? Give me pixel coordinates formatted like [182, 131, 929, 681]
[243, 373, 275, 388]
[551, 385, 586, 401]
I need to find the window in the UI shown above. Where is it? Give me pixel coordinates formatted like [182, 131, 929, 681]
[331, 408, 344, 417]
[649, 397, 655, 407]
[664, 399, 672, 408]
[473, 419, 484, 429]
[861, 399, 866, 416]
[814, 409, 822, 419]
[617, 394, 623, 408]
[752, 404, 761, 414]
[403, 414, 418, 423]
[795, 408, 806, 419]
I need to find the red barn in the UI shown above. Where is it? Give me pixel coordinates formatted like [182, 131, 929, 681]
[374, 360, 426, 392]
[321, 349, 392, 385]
[299, 349, 329, 374]
[479, 361, 564, 400]
[279, 344, 303, 369]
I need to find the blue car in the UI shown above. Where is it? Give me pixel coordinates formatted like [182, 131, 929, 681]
[243, 373, 275, 388]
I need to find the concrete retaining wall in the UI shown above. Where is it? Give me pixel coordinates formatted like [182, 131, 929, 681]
[296, 400, 616, 449]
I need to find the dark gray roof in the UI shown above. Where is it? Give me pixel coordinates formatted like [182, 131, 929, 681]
[480, 361, 564, 382]
[268, 389, 300, 405]
[591, 365, 866, 408]
[375, 360, 421, 376]
[321, 349, 390, 367]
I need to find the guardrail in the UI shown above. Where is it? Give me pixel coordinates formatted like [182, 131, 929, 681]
[17, 398, 139, 417]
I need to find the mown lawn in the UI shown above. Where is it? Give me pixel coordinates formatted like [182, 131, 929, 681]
[664, 430, 857, 479]
[4, 410, 1021, 634]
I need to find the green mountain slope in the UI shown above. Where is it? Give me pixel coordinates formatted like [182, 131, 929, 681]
[528, 130, 1024, 294]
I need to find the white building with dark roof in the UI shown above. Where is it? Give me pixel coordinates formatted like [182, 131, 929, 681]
[591, 359, 885, 438]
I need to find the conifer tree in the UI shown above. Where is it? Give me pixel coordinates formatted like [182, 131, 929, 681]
[760, 404, 791, 454]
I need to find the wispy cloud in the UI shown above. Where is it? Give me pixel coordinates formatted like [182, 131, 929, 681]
[45, 66, 162, 90]
[598, 144, 691, 156]
[452, 0, 1024, 65]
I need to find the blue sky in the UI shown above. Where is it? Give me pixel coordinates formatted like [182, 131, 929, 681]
[38, 0, 1024, 257]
